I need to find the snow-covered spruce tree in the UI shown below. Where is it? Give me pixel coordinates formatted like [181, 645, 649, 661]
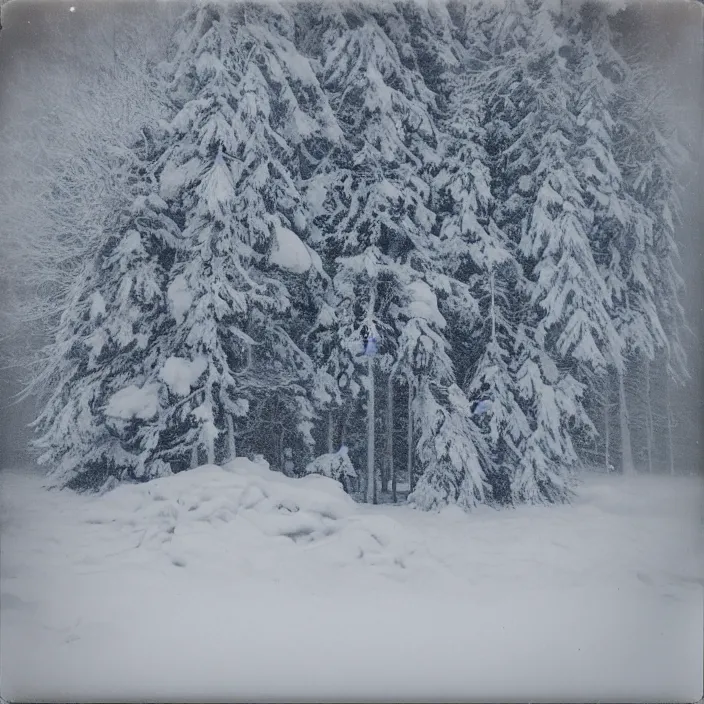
[559, 4, 632, 473]
[607, 25, 690, 474]
[512, 323, 594, 502]
[564, 3, 658, 475]
[372, 0, 458, 115]
[397, 281, 489, 510]
[375, 1, 496, 501]
[233, 2, 343, 470]
[458, 0, 602, 501]
[499, 6, 618, 383]
[255, 1, 350, 467]
[153, 2, 332, 470]
[409, 381, 489, 510]
[568, 2, 689, 474]
[303, 3, 438, 499]
[577, 365, 618, 472]
[30, 165, 181, 491]
[302, 4, 488, 507]
[304, 444, 356, 488]
[638, 121, 689, 477]
[463, 265, 533, 503]
[426, 15, 528, 505]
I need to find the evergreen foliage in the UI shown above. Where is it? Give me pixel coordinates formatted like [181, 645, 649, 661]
[29, 0, 691, 506]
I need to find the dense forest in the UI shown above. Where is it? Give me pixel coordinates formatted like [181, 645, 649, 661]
[1, 0, 692, 509]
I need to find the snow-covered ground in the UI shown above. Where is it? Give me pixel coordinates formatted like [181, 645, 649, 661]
[1, 460, 702, 702]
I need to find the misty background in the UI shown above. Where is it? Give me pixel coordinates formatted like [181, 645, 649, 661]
[0, 0, 702, 472]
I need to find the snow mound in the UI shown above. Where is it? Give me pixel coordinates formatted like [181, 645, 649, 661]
[79, 459, 423, 574]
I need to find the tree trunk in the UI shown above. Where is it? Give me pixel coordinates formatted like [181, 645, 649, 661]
[603, 380, 610, 473]
[618, 368, 635, 475]
[490, 267, 496, 342]
[407, 372, 413, 495]
[339, 403, 349, 447]
[666, 376, 676, 475]
[366, 354, 376, 505]
[386, 374, 394, 500]
[327, 409, 335, 455]
[644, 359, 654, 474]
[278, 429, 286, 472]
[226, 414, 236, 462]
[190, 443, 198, 470]
[339, 403, 357, 491]
[206, 435, 215, 466]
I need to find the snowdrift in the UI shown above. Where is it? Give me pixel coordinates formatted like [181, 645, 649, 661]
[51, 457, 427, 578]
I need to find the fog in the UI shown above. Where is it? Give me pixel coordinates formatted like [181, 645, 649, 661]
[0, 0, 181, 468]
